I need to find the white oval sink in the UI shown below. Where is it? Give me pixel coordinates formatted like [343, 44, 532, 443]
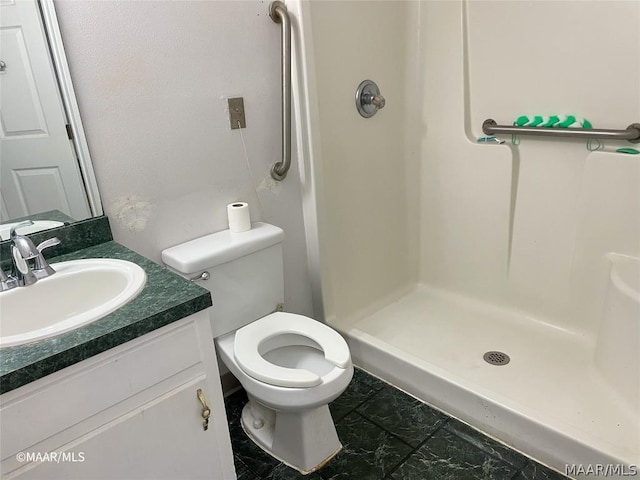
[0, 259, 146, 348]
[0, 220, 65, 241]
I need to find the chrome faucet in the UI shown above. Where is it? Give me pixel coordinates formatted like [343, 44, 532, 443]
[1, 221, 61, 288]
[10, 221, 39, 286]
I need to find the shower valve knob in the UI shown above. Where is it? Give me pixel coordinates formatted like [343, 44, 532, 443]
[371, 94, 386, 109]
[356, 80, 386, 118]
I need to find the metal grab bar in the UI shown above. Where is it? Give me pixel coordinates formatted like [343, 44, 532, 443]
[482, 119, 640, 144]
[270, 1, 292, 181]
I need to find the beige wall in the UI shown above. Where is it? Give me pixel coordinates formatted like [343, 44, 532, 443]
[307, 0, 639, 334]
[418, 1, 640, 332]
[309, 1, 419, 325]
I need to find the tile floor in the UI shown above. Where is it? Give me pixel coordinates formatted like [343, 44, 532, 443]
[225, 368, 570, 480]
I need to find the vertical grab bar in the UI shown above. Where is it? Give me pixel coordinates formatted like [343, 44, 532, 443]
[269, 1, 291, 181]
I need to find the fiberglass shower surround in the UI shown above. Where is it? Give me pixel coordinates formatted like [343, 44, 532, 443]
[288, 0, 640, 476]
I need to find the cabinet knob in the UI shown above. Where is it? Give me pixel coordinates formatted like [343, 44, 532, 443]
[196, 388, 211, 431]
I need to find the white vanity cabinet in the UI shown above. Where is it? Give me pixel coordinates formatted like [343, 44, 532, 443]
[0, 310, 236, 480]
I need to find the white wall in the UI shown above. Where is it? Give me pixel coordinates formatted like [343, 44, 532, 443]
[419, 0, 640, 333]
[303, 0, 639, 336]
[55, 0, 314, 316]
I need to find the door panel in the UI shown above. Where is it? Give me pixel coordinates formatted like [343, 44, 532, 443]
[10, 166, 71, 215]
[0, 26, 48, 136]
[0, 0, 90, 221]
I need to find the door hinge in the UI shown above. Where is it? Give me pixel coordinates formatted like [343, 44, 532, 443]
[65, 124, 74, 140]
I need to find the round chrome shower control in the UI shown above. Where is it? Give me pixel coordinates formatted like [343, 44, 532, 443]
[356, 80, 386, 118]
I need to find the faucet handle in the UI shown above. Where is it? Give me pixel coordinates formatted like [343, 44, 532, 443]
[34, 237, 61, 277]
[37, 237, 61, 253]
[9, 220, 34, 239]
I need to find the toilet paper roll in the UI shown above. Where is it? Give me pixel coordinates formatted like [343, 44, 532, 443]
[227, 202, 251, 232]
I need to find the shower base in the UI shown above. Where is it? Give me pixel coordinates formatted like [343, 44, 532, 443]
[332, 284, 639, 479]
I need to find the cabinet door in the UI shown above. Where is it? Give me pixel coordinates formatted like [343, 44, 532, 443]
[11, 378, 233, 480]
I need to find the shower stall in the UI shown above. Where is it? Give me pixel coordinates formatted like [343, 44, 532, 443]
[286, 0, 640, 476]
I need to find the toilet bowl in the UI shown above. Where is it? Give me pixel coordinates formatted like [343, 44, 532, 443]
[217, 312, 353, 410]
[161, 223, 353, 473]
[217, 312, 352, 472]
[235, 312, 351, 387]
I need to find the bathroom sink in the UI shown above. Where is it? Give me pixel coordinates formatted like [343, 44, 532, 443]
[0, 220, 64, 240]
[0, 259, 146, 348]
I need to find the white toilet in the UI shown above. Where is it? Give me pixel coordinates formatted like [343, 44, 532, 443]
[162, 222, 353, 474]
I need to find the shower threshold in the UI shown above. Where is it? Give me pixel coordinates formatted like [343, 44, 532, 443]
[332, 284, 639, 479]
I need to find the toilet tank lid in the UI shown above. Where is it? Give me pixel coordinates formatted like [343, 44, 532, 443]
[161, 222, 284, 274]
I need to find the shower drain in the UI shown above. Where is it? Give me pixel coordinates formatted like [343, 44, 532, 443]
[483, 351, 510, 366]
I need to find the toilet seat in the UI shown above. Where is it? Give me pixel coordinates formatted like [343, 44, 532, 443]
[234, 312, 350, 388]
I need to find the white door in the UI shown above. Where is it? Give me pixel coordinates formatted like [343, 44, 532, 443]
[0, 0, 90, 221]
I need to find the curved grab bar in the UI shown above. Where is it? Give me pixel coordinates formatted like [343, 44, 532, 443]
[269, 1, 292, 181]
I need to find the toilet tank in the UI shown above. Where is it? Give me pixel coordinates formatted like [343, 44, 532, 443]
[162, 222, 285, 337]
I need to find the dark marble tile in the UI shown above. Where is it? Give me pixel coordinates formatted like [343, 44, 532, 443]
[265, 463, 323, 480]
[234, 458, 258, 480]
[357, 386, 448, 447]
[318, 411, 413, 479]
[444, 418, 528, 469]
[515, 461, 570, 480]
[228, 421, 280, 478]
[224, 391, 280, 478]
[352, 368, 388, 391]
[225, 389, 249, 423]
[225, 384, 568, 480]
[390, 428, 517, 480]
[329, 368, 385, 421]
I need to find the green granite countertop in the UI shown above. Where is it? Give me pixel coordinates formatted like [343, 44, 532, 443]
[0, 241, 212, 394]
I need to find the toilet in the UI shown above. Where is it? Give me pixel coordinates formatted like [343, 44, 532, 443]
[162, 222, 353, 474]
